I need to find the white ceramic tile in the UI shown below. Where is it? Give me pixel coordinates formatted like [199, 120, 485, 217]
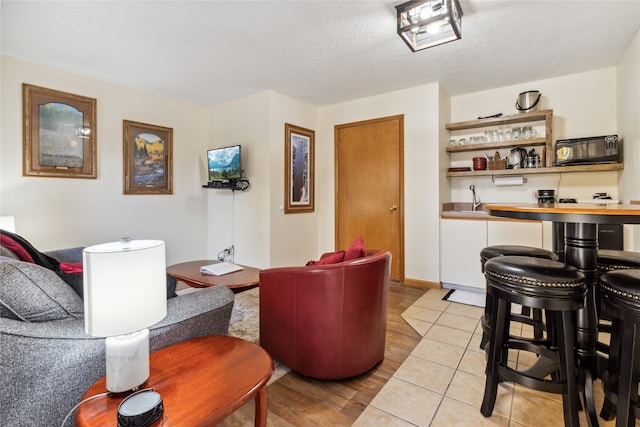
[431, 396, 509, 427]
[352, 406, 415, 427]
[423, 288, 451, 300]
[445, 302, 484, 319]
[457, 347, 487, 377]
[401, 317, 433, 337]
[510, 388, 565, 426]
[446, 370, 513, 419]
[359, 287, 612, 427]
[425, 324, 474, 348]
[370, 377, 442, 427]
[411, 338, 465, 368]
[393, 355, 456, 394]
[436, 312, 480, 332]
[468, 332, 485, 353]
[413, 296, 451, 311]
[402, 305, 442, 323]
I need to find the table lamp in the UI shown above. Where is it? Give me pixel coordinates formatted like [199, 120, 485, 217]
[83, 239, 167, 393]
[0, 216, 16, 232]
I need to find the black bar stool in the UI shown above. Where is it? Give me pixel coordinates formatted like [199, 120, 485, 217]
[598, 269, 640, 426]
[596, 250, 640, 356]
[481, 255, 586, 426]
[479, 245, 558, 350]
[598, 250, 640, 274]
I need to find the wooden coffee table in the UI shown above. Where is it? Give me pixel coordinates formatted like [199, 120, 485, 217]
[75, 335, 274, 427]
[167, 259, 260, 289]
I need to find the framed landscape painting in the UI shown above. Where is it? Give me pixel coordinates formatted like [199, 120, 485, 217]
[284, 123, 314, 213]
[22, 84, 97, 178]
[123, 120, 173, 195]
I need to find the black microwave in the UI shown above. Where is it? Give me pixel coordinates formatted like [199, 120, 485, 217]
[555, 134, 619, 166]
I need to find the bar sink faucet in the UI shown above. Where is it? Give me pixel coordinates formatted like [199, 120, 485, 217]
[470, 185, 481, 211]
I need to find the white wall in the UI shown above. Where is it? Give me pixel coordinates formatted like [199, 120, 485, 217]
[617, 29, 640, 249]
[0, 56, 210, 264]
[207, 91, 319, 269]
[449, 68, 620, 205]
[318, 83, 442, 284]
[267, 92, 319, 267]
[3, 51, 637, 276]
[207, 92, 270, 267]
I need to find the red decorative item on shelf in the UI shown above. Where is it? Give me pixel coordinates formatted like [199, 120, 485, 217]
[473, 157, 487, 171]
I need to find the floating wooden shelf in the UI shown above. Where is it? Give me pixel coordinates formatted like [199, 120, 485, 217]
[446, 137, 546, 153]
[445, 163, 624, 177]
[444, 110, 623, 177]
[445, 109, 553, 131]
[446, 109, 554, 168]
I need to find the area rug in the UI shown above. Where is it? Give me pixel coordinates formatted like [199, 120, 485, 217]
[177, 286, 290, 385]
[442, 288, 485, 307]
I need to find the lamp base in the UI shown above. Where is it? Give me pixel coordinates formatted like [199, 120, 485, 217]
[106, 329, 150, 393]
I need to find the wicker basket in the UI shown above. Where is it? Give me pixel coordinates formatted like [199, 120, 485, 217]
[488, 159, 507, 170]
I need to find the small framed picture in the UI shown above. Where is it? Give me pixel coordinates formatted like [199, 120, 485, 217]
[123, 120, 173, 195]
[22, 84, 97, 178]
[284, 123, 314, 213]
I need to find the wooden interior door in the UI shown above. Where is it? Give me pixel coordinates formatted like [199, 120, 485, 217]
[335, 115, 404, 281]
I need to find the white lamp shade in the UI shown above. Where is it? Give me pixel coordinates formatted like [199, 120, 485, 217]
[0, 216, 16, 233]
[83, 240, 167, 337]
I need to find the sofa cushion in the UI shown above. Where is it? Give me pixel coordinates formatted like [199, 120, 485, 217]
[0, 234, 34, 263]
[306, 250, 345, 266]
[344, 236, 366, 261]
[0, 246, 19, 260]
[0, 259, 83, 322]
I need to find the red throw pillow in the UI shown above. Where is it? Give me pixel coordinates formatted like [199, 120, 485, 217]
[344, 236, 366, 260]
[0, 235, 35, 263]
[306, 250, 345, 266]
[59, 262, 83, 274]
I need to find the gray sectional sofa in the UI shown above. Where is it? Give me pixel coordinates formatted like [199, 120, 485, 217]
[0, 244, 235, 427]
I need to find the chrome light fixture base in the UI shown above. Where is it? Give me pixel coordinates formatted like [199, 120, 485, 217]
[396, 0, 463, 52]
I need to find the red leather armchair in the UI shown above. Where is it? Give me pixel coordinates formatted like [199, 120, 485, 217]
[259, 249, 391, 379]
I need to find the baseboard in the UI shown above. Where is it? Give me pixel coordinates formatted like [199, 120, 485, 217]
[402, 278, 441, 289]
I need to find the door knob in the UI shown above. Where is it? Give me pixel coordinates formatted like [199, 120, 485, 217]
[389, 205, 398, 211]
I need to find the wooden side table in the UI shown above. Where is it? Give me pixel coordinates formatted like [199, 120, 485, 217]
[75, 335, 273, 427]
[167, 260, 261, 289]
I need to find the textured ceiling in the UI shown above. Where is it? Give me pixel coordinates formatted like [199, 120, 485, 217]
[2, 1, 639, 107]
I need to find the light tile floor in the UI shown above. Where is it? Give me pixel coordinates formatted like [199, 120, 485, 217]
[353, 288, 616, 427]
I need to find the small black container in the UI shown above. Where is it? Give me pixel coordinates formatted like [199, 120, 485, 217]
[537, 189, 555, 204]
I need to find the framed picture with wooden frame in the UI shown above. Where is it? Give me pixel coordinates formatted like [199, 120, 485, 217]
[22, 84, 97, 178]
[123, 120, 173, 195]
[284, 123, 314, 213]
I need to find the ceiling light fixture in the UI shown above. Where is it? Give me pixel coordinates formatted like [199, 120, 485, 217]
[395, 0, 463, 52]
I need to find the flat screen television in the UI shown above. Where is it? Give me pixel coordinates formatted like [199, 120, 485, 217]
[207, 145, 241, 181]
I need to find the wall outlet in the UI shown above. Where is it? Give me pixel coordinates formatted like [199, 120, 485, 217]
[532, 190, 538, 200]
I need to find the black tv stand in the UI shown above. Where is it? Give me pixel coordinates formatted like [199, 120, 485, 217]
[203, 178, 250, 191]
